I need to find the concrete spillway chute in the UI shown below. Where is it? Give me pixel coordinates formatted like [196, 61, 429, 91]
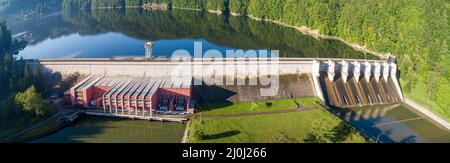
[312, 60, 320, 78]
[390, 63, 397, 78]
[341, 60, 349, 83]
[327, 60, 335, 82]
[364, 61, 372, 82]
[312, 60, 325, 102]
[382, 62, 390, 82]
[374, 62, 381, 82]
[389, 62, 404, 102]
[353, 61, 361, 83]
[374, 62, 381, 81]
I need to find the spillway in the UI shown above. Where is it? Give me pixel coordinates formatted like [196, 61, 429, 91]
[320, 74, 401, 107]
[314, 60, 403, 108]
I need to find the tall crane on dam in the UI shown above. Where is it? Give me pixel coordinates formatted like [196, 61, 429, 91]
[145, 41, 154, 61]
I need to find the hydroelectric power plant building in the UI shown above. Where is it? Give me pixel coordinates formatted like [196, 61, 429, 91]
[68, 75, 194, 117]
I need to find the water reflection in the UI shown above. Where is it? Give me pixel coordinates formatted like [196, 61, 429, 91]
[33, 116, 185, 143]
[333, 104, 450, 143]
[7, 8, 375, 59]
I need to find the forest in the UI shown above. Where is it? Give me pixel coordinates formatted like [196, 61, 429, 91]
[91, 0, 125, 8]
[0, 20, 50, 137]
[63, 0, 227, 12]
[0, 0, 63, 17]
[60, 0, 449, 120]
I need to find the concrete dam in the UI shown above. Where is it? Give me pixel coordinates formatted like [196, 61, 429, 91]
[38, 57, 403, 107]
[312, 60, 403, 108]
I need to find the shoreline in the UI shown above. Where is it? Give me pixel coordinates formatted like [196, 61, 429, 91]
[404, 98, 450, 131]
[87, 5, 389, 59]
[84, 3, 387, 59]
[240, 13, 388, 59]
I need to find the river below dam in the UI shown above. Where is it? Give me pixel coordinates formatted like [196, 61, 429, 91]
[31, 103, 450, 143]
[31, 74, 450, 143]
[334, 104, 450, 143]
[32, 116, 186, 143]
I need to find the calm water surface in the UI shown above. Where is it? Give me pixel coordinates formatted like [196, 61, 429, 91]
[33, 116, 186, 143]
[336, 104, 450, 143]
[7, 8, 374, 59]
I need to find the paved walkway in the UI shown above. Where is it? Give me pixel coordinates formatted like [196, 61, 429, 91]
[405, 98, 450, 130]
[194, 105, 315, 118]
[181, 120, 191, 143]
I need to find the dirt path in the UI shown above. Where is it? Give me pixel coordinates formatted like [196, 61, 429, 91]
[194, 105, 316, 118]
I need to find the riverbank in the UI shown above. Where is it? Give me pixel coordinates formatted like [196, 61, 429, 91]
[173, 7, 389, 59]
[330, 103, 450, 143]
[0, 114, 67, 143]
[404, 98, 450, 131]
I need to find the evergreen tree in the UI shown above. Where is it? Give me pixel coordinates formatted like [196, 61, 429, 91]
[14, 85, 49, 116]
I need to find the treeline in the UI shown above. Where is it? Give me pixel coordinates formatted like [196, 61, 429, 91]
[91, 0, 125, 8]
[228, 0, 248, 15]
[63, 0, 227, 12]
[62, 0, 91, 9]
[171, 0, 226, 12]
[0, 0, 63, 16]
[0, 21, 45, 100]
[64, 0, 126, 9]
[0, 20, 49, 137]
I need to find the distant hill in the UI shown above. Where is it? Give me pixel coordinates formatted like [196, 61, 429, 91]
[0, 0, 63, 16]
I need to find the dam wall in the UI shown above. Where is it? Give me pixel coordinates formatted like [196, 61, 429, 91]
[38, 58, 314, 78]
[38, 58, 403, 105]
